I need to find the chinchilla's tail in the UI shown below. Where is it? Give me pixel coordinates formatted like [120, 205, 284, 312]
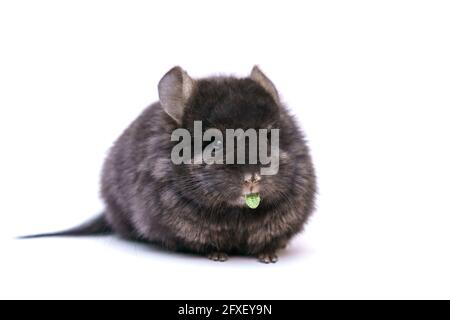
[17, 214, 112, 239]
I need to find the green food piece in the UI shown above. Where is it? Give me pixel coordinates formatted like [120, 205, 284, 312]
[245, 193, 261, 209]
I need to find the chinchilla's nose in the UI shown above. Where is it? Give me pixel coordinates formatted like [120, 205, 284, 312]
[244, 173, 261, 185]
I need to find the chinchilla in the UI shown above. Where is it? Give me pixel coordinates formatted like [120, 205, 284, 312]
[21, 66, 316, 263]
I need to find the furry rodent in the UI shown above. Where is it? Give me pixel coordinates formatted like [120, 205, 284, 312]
[22, 66, 316, 263]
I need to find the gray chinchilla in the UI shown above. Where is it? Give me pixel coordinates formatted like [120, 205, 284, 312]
[21, 66, 316, 263]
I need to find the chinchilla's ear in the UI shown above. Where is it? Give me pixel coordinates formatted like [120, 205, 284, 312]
[158, 66, 195, 123]
[250, 66, 279, 103]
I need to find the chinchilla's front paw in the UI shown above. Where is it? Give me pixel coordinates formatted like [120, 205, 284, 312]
[257, 252, 278, 264]
[208, 252, 229, 262]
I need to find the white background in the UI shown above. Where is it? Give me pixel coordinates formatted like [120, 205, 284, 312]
[1, 0, 449, 300]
